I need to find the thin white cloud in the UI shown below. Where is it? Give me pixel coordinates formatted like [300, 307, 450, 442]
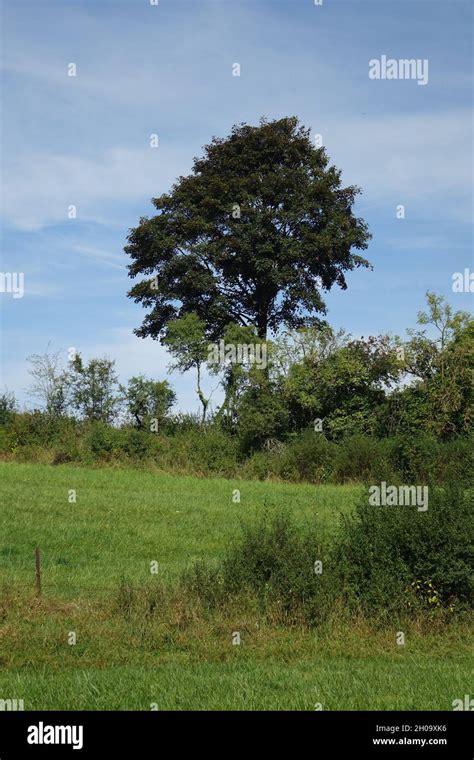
[1, 147, 186, 231]
[71, 245, 126, 270]
[321, 109, 472, 222]
[1, 0, 471, 230]
[384, 236, 464, 251]
[1, 108, 471, 231]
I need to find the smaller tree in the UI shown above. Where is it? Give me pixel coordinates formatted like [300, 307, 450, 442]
[234, 377, 290, 452]
[27, 348, 70, 416]
[280, 328, 401, 438]
[0, 389, 17, 425]
[70, 354, 120, 424]
[208, 323, 268, 428]
[403, 292, 472, 438]
[122, 375, 175, 430]
[406, 292, 470, 380]
[163, 313, 211, 422]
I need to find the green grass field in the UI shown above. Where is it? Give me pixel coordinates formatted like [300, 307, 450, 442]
[0, 462, 471, 710]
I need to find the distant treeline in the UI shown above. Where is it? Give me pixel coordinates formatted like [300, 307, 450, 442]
[1, 292, 472, 483]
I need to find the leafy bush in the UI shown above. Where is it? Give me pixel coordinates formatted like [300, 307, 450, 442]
[86, 423, 122, 459]
[236, 387, 290, 454]
[0, 411, 470, 485]
[276, 431, 335, 482]
[337, 482, 473, 617]
[168, 428, 239, 475]
[438, 436, 473, 482]
[182, 483, 472, 627]
[182, 509, 335, 626]
[241, 433, 393, 484]
[386, 434, 441, 482]
[122, 427, 155, 459]
[0, 391, 17, 426]
[333, 434, 394, 483]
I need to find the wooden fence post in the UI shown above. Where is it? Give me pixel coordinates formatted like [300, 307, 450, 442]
[35, 546, 41, 597]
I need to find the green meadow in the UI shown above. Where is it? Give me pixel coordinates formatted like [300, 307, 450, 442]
[0, 462, 471, 710]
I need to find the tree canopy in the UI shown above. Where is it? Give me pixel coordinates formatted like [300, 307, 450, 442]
[126, 116, 371, 341]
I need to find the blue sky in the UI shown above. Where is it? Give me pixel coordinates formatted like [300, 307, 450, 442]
[1, 0, 472, 412]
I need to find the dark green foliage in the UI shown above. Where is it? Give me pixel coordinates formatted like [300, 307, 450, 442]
[87, 423, 122, 459]
[182, 485, 472, 627]
[385, 434, 443, 483]
[337, 483, 474, 617]
[332, 435, 395, 483]
[171, 427, 240, 474]
[280, 330, 402, 439]
[0, 391, 17, 425]
[235, 381, 290, 453]
[0, 410, 471, 485]
[126, 116, 371, 341]
[248, 430, 336, 482]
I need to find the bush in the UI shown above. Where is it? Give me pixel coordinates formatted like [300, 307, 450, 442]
[236, 388, 290, 454]
[166, 427, 239, 476]
[182, 484, 472, 627]
[277, 431, 336, 483]
[386, 434, 441, 482]
[241, 449, 279, 481]
[333, 435, 394, 483]
[122, 428, 155, 459]
[337, 482, 473, 618]
[438, 436, 473, 483]
[182, 509, 335, 626]
[86, 423, 122, 459]
[242, 432, 337, 483]
[1, 411, 471, 486]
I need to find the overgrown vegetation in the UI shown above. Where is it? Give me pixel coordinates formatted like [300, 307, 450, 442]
[0, 413, 471, 485]
[1, 293, 471, 487]
[180, 483, 473, 628]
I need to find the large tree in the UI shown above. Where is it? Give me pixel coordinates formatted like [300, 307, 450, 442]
[126, 116, 371, 341]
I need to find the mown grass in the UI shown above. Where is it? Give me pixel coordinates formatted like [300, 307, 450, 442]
[0, 462, 471, 710]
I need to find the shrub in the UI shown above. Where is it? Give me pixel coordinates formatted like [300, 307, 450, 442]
[236, 388, 290, 454]
[169, 428, 239, 476]
[242, 432, 336, 483]
[51, 447, 80, 465]
[333, 435, 393, 483]
[1, 411, 471, 486]
[0, 427, 9, 454]
[337, 482, 473, 618]
[438, 436, 473, 483]
[86, 423, 122, 460]
[182, 484, 472, 627]
[276, 430, 336, 483]
[0, 391, 16, 426]
[241, 450, 279, 481]
[122, 428, 155, 459]
[387, 434, 441, 482]
[182, 509, 335, 626]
